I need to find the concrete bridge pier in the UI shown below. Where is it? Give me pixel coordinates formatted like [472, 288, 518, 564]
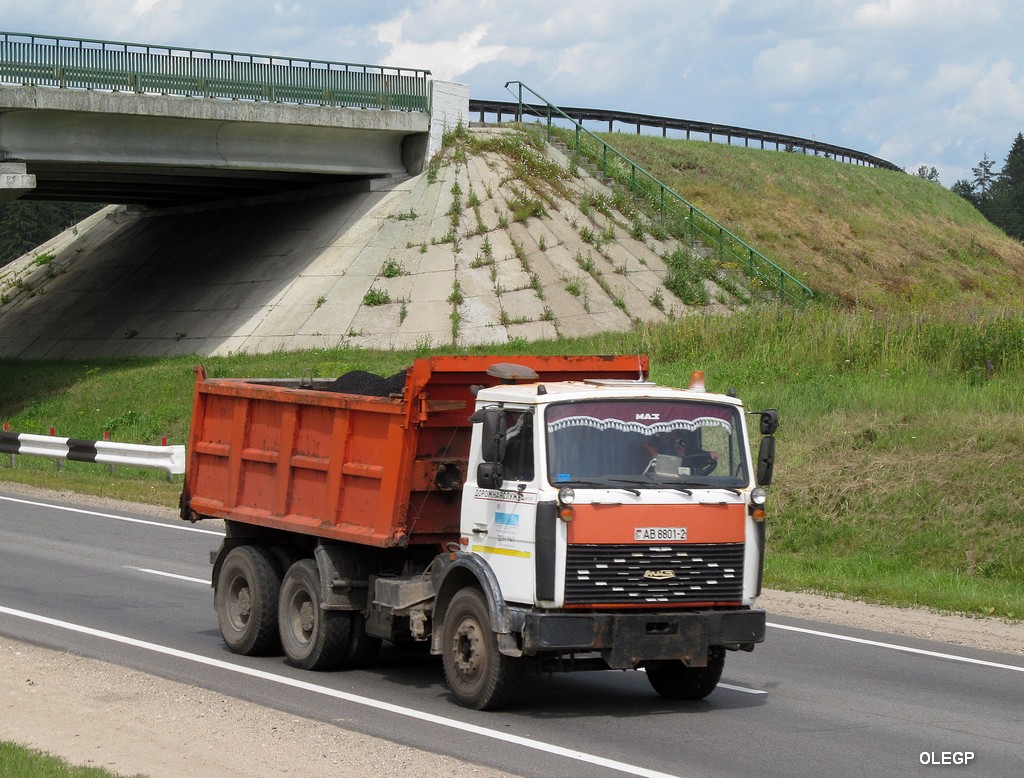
[0, 162, 35, 204]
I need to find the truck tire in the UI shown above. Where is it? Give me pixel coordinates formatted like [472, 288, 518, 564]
[342, 612, 382, 669]
[279, 559, 351, 671]
[645, 647, 726, 700]
[441, 587, 520, 710]
[215, 545, 282, 656]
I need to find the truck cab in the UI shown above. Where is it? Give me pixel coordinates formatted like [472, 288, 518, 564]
[434, 367, 774, 708]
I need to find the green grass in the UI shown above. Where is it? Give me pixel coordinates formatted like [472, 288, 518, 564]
[2, 307, 1023, 619]
[0, 741, 143, 777]
[588, 132, 1024, 312]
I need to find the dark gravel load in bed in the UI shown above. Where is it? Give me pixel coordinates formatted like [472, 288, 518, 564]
[322, 369, 408, 397]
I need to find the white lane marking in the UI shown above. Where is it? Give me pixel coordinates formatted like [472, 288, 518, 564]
[717, 682, 766, 695]
[128, 567, 209, 586]
[768, 622, 1024, 673]
[0, 605, 684, 778]
[0, 495, 224, 537]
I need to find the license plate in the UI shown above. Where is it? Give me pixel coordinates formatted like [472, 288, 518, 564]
[634, 527, 687, 541]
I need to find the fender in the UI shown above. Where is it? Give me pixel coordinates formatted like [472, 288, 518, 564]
[430, 551, 522, 657]
[314, 542, 372, 611]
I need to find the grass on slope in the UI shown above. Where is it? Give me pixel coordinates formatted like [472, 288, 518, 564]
[596, 133, 1024, 312]
[2, 309, 1022, 620]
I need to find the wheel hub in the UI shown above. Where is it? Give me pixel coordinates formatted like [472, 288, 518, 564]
[453, 621, 482, 677]
[299, 601, 315, 636]
[231, 583, 252, 623]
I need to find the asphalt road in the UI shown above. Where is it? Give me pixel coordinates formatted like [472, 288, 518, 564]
[1, 490, 1021, 777]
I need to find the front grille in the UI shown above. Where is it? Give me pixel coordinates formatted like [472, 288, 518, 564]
[564, 543, 745, 605]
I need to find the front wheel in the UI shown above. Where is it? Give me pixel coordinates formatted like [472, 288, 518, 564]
[646, 647, 726, 700]
[215, 545, 281, 656]
[278, 559, 351, 671]
[441, 588, 520, 710]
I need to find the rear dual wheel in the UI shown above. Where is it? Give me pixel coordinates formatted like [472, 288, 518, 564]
[216, 547, 381, 670]
[215, 546, 282, 656]
[278, 559, 382, 671]
[279, 559, 351, 671]
[344, 612, 382, 669]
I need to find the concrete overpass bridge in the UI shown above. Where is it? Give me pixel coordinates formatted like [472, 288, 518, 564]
[0, 31, 763, 361]
[0, 31, 450, 207]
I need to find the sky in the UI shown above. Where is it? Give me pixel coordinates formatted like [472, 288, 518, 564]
[4, 0, 1024, 186]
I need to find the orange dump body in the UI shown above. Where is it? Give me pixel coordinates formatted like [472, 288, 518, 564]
[181, 354, 648, 548]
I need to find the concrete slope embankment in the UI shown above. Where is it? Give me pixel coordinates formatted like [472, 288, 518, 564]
[0, 127, 737, 359]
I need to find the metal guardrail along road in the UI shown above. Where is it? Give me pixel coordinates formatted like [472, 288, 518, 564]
[469, 98, 900, 172]
[502, 82, 814, 307]
[0, 31, 431, 112]
[1, 429, 185, 479]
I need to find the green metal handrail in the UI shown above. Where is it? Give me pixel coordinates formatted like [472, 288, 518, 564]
[504, 81, 813, 306]
[0, 31, 431, 112]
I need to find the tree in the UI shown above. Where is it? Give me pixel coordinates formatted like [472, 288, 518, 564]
[972, 154, 997, 201]
[951, 178, 979, 207]
[915, 165, 941, 183]
[0, 201, 101, 267]
[987, 132, 1024, 240]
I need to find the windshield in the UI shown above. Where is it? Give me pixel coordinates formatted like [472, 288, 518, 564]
[545, 399, 749, 488]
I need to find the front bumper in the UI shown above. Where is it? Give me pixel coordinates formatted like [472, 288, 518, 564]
[519, 607, 766, 668]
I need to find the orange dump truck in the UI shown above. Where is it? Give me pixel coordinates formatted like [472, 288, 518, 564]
[180, 354, 777, 709]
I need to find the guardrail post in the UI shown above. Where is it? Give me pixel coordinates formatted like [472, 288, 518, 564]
[50, 426, 62, 470]
[104, 430, 115, 475]
[162, 436, 172, 482]
[3, 421, 12, 468]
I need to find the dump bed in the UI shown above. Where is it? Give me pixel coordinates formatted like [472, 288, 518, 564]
[181, 354, 648, 548]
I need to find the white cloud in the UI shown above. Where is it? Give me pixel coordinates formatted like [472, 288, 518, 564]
[957, 59, 1024, 122]
[924, 61, 986, 98]
[853, 0, 995, 29]
[374, 12, 507, 78]
[753, 39, 851, 95]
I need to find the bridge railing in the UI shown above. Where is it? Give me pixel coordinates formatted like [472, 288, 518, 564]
[0, 31, 431, 112]
[503, 82, 813, 307]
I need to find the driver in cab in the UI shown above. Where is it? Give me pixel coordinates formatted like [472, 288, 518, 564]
[639, 431, 718, 476]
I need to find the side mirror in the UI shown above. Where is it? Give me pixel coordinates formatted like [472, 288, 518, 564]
[477, 461, 505, 489]
[759, 409, 779, 436]
[472, 408, 507, 463]
[756, 436, 776, 486]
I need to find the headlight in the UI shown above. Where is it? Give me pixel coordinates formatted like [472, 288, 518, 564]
[751, 487, 768, 506]
[558, 486, 575, 506]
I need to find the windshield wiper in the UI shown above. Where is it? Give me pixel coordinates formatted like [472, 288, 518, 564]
[605, 476, 692, 496]
[642, 478, 693, 495]
[664, 480, 742, 495]
[559, 478, 641, 496]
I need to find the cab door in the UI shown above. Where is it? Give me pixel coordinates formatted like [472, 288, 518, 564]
[466, 409, 538, 605]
